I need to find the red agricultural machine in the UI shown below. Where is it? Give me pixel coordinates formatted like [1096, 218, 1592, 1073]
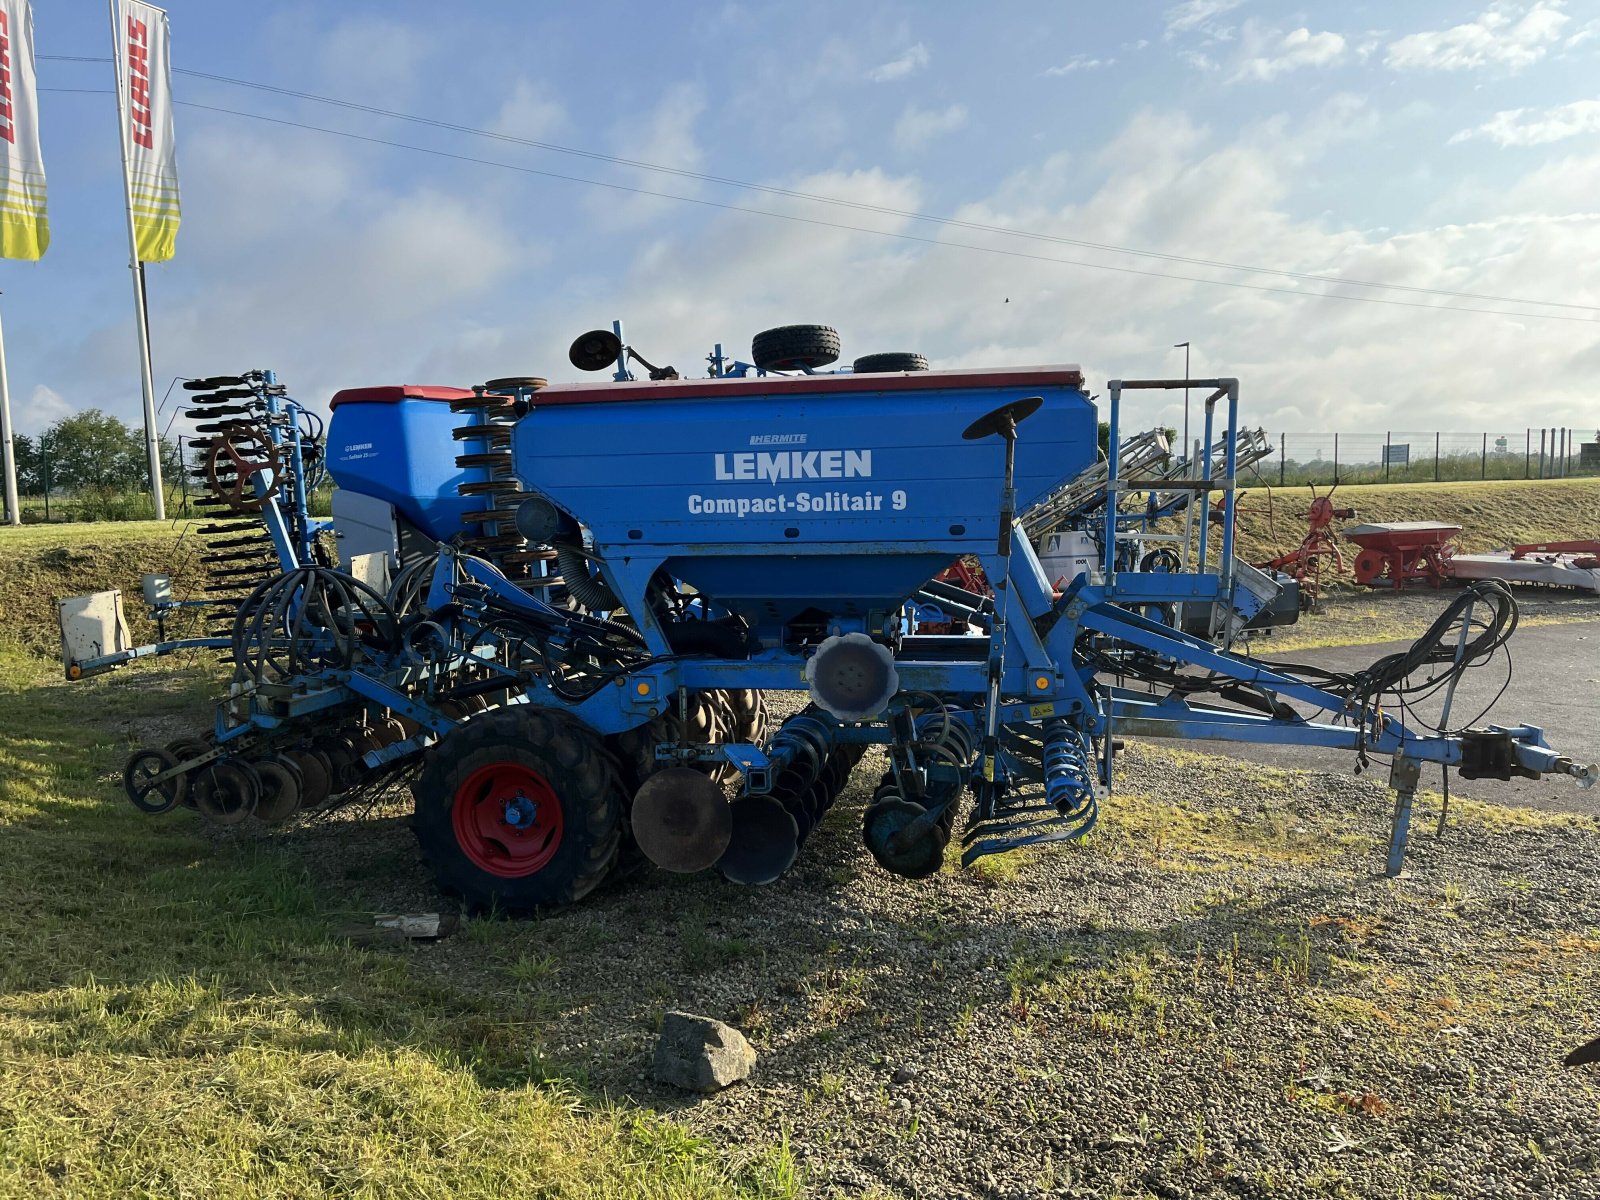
[1251, 484, 1356, 607]
[1343, 522, 1462, 589]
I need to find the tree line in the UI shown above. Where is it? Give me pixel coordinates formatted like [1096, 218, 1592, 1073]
[7, 410, 182, 495]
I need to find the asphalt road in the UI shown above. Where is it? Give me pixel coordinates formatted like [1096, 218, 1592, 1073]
[1183, 620, 1600, 815]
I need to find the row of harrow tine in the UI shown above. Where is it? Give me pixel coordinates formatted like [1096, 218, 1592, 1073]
[960, 719, 1100, 865]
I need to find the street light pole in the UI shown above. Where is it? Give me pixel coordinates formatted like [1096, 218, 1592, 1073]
[1174, 341, 1191, 467]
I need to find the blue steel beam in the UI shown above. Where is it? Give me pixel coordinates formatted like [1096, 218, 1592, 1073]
[69, 636, 233, 678]
[1076, 599, 1352, 714]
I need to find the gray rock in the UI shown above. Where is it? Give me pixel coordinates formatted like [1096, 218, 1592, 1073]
[653, 1011, 756, 1093]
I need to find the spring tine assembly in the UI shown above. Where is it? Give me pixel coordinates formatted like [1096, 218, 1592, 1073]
[961, 718, 1100, 865]
[181, 373, 316, 656]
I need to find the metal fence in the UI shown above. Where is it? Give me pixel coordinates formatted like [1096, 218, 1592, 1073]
[1258, 428, 1598, 486]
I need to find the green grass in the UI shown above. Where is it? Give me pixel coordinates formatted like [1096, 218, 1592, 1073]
[0, 646, 799, 1198]
[1260, 601, 1598, 654]
[0, 520, 215, 655]
[0, 518, 200, 549]
[1227, 476, 1600, 564]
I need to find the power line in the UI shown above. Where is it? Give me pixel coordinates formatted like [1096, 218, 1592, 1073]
[166, 100, 1600, 324]
[38, 53, 1600, 315]
[36, 84, 1600, 325]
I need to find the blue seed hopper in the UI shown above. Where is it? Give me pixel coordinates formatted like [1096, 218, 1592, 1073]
[510, 367, 1095, 641]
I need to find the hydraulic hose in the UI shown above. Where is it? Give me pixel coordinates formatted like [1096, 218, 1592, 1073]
[554, 540, 621, 612]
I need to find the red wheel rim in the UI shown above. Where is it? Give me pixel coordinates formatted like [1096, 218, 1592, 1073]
[452, 762, 564, 877]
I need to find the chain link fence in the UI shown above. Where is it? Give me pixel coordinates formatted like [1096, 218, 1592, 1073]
[1256, 429, 1599, 486]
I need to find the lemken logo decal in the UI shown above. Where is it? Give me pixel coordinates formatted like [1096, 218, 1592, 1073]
[714, 450, 872, 483]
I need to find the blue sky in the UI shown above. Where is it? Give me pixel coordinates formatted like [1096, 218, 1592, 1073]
[6, 0, 1600, 443]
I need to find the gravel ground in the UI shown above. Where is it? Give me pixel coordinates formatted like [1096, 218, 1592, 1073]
[234, 722, 1600, 1200]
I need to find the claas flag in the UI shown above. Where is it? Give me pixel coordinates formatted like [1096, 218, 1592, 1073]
[0, 0, 49, 260]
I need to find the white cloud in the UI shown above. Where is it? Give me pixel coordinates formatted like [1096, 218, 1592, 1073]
[894, 103, 969, 150]
[1044, 55, 1115, 76]
[591, 83, 708, 229]
[1232, 26, 1347, 81]
[20, 385, 72, 436]
[1386, 2, 1569, 71]
[1353, 30, 1388, 61]
[1452, 98, 1600, 145]
[21, 67, 1600, 446]
[868, 43, 929, 82]
[315, 16, 437, 101]
[624, 83, 706, 172]
[487, 79, 566, 141]
[28, 111, 551, 433]
[1165, 0, 1244, 38]
[593, 104, 1600, 438]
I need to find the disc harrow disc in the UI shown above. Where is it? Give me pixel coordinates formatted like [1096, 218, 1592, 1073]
[192, 759, 260, 824]
[632, 767, 733, 873]
[253, 756, 304, 824]
[285, 748, 334, 810]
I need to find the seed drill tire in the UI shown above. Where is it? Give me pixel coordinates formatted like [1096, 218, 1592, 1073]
[412, 706, 623, 913]
[751, 324, 841, 371]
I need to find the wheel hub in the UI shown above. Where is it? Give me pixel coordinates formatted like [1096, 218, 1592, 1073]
[502, 793, 539, 830]
[452, 762, 564, 877]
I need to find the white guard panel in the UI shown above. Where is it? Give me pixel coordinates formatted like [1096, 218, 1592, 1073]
[58, 590, 132, 671]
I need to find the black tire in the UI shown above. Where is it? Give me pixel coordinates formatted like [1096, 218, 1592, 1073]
[412, 706, 623, 913]
[751, 324, 840, 371]
[124, 748, 183, 815]
[852, 352, 928, 374]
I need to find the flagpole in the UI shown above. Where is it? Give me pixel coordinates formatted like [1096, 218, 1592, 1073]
[108, 0, 165, 521]
[0, 295, 20, 525]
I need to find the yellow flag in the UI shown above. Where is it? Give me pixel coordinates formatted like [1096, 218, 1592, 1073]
[116, 1, 179, 262]
[0, 0, 49, 260]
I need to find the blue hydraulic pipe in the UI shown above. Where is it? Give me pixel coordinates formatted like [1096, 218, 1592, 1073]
[1103, 382, 1121, 587]
[1197, 390, 1215, 573]
[1219, 384, 1239, 604]
[612, 319, 629, 381]
[290, 420, 312, 564]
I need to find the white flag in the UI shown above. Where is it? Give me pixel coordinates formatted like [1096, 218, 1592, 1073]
[0, 0, 48, 260]
[116, 0, 179, 261]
